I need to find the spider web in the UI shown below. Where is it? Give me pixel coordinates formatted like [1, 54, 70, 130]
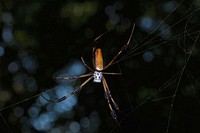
[0, 0, 200, 133]
[107, 1, 200, 133]
[109, 29, 200, 133]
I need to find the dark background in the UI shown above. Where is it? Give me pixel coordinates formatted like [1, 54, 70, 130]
[0, 0, 200, 133]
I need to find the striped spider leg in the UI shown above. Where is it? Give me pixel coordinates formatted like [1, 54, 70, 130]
[42, 24, 135, 121]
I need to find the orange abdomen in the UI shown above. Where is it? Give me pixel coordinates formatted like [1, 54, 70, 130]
[95, 48, 103, 71]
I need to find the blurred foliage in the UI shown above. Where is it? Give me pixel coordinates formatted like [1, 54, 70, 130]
[60, 1, 98, 28]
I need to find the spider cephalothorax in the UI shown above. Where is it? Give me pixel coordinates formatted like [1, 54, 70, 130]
[93, 71, 103, 83]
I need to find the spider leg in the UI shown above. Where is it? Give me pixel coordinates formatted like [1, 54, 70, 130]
[103, 72, 122, 75]
[81, 56, 94, 72]
[94, 31, 108, 42]
[41, 76, 93, 103]
[102, 77, 120, 111]
[53, 73, 93, 80]
[104, 23, 135, 69]
[102, 77, 118, 120]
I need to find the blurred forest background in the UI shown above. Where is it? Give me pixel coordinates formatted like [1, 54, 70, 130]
[0, 0, 200, 133]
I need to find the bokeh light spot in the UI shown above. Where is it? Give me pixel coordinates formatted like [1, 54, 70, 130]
[13, 107, 24, 117]
[114, 1, 123, 10]
[2, 12, 13, 24]
[31, 113, 53, 131]
[69, 121, 80, 133]
[0, 46, 5, 57]
[163, 1, 177, 13]
[68, 61, 86, 76]
[89, 111, 101, 132]
[25, 77, 38, 91]
[140, 16, 155, 32]
[8, 61, 20, 73]
[143, 51, 154, 63]
[2, 26, 14, 43]
[22, 56, 38, 73]
[28, 106, 40, 118]
[159, 23, 171, 39]
[105, 5, 115, 16]
[0, 90, 12, 102]
[80, 117, 90, 128]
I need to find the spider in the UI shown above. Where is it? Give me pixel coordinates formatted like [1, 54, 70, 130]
[42, 24, 135, 120]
